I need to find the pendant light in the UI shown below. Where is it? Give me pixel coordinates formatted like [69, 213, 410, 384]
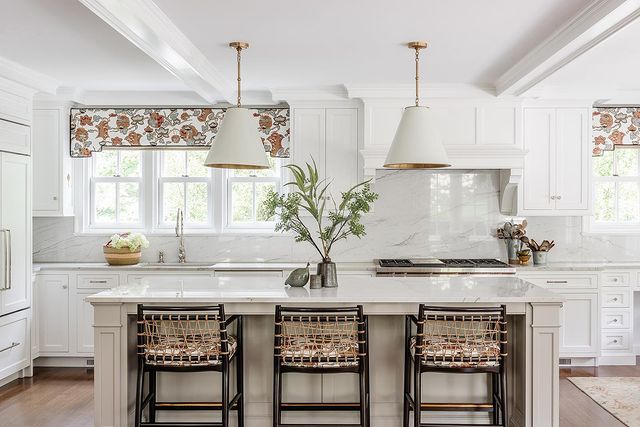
[204, 41, 270, 169]
[384, 41, 450, 169]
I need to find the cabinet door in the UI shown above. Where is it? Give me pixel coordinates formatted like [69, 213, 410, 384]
[559, 293, 598, 356]
[0, 152, 31, 315]
[76, 292, 95, 354]
[0, 119, 30, 156]
[555, 108, 589, 211]
[292, 109, 326, 177]
[38, 275, 69, 353]
[522, 108, 555, 211]
[325, 109, 358, 197]
[33, 109, 61, 213]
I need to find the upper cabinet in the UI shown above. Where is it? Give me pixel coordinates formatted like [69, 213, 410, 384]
[292, 107, 359, 198]
[33, 102, 74, 216]
[0, 78, 34, 127]
[519, 107, 590, 215]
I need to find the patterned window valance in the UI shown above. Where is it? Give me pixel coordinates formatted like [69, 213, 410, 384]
[70, 107, 290, 158]
[592, 106, 640, 156]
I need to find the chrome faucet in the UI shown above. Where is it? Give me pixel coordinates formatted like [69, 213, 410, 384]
[176, 208, 186, 263]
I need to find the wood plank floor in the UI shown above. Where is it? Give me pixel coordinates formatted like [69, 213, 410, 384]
[1, 362, 639, 426]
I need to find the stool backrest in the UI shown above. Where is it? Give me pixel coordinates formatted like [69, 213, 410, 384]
[137, 304, 230, 366]
[274, 305, 366, 366]
[415, 305, 507, 367]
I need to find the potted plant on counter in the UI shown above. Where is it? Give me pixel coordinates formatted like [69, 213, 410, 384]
[103, 232, 150, 266]
[263, 160, 378, 287]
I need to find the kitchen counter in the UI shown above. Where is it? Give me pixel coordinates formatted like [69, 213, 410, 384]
[33, 261, 376, 272]
[89, 274, 562, 427]
[515, 261, 640, 271]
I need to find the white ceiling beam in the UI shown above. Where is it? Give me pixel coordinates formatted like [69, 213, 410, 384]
[78, 0, 233, 103]
[495, 0, 640, 97]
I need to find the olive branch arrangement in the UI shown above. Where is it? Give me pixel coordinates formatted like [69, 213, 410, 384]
[262, 160, 378, 262]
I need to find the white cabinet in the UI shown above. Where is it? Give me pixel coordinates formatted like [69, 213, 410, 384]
[519, 107, 589, 215]
[75, 292, 95, 353]
[292, 107, 359, 198]
[0, 120, 30, 156]
[37, 275, 69, 353]
[559, 293, 598, 356]
[33, 105, 73, 216]
[0, 152, 31, 315]
[0, 310, 29, 380]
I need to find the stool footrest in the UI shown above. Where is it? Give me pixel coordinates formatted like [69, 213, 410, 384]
[280, 402, 362, 411]
[140, 423, 223, 427]
[154, 400, 239, 411]
[420, 402, 494, 412]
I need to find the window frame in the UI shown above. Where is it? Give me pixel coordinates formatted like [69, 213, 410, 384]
[76, 149, 288, 235]
[586, 147, 640, 234]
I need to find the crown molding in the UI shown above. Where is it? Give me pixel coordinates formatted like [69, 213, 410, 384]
[78, 0, 233, 104]
[0, 56, 59, 94]
[345, 83, 498, 100]
[495, 0, 640, 96]
[270, 85, 349, 102]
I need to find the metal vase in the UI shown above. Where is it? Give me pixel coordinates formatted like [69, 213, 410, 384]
[317, 260, 338, 288]
[505, 239, 519, 265]
[532, 250, 548, 266]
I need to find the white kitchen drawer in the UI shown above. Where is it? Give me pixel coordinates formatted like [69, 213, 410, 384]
[0, 311, 29, 380]
[600, 272, 630, 287]
[519, 274, 597, 289]
[601, 331, 631, 351]
[213, 270, 283, 277]
[601, 309, 631, 329]
[77, 274, 119, 289]
[600, 288, 631, 308]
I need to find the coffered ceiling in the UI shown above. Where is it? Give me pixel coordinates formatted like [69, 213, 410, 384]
[0, 0, 638, 102]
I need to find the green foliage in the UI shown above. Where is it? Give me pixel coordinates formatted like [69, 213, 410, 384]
[262, 159, 378, 261]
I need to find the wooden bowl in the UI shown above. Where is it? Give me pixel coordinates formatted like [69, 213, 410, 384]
[103, 246, 141, 266]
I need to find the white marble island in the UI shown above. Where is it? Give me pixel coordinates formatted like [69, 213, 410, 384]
[88, 275, 563, 427]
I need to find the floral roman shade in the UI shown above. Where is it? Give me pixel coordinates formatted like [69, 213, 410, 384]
[70, 107, 290, 158]
[592, 106, 640, 156]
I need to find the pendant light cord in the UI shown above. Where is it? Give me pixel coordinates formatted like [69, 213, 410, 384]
[414, 46, 420, 107]
[236, 46, 242, 107]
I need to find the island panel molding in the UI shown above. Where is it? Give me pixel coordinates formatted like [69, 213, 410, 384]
[69, 107, 290, 158]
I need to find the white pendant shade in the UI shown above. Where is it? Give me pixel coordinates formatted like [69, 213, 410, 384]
[204, 107, 270, 169]
[384, 106, 450, 169]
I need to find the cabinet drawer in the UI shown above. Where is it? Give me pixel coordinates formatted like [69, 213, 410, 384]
[519, 274, 597, 289]
[601, 288, 631, 308]
[601, 309, 631, 329]
[601, 272, 630, 287]
[601, 331, 631, 351]
[213, 270, 283, 277]
[0, 312, 29, 380]
[77, 274, 119, 289]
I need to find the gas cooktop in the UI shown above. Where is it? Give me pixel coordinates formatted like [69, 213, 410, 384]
[376, 258, 515, 275]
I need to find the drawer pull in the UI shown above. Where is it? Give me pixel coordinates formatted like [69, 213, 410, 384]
[613, 318, 618, 322]
[89, 280, 108, 284]
[612, 339, 618, 344]
[612, 278, 619, 282]
[612, 297, 618, 302]
[0, 342, 19, 353]
[547, 280, 568, 284]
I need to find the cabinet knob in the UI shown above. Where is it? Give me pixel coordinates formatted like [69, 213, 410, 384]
[557, 195, 562, 200]
[613, 318, 618, 322]
[62, 285, 68, 289]
[613, 297, 618, 301]
[550, 196, 556, 200]
[612, 277, 618, 282]
[53, 196, 57, 200]
[613, 339, 618, 344]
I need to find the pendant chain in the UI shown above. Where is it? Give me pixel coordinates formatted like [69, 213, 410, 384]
[236, 46, 242, 107]
[414, 47, 420, 107]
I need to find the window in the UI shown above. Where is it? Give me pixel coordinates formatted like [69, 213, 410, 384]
[589, 148, 640, 233]
[80, 150, 285, 234]
[226, 157, 281, 228]
[89, 151, 143, 228]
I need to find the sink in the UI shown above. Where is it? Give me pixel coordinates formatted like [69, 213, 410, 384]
[137, 262, 214, 268]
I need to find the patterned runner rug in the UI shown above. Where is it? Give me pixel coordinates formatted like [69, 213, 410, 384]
[568, 377, 640, 427]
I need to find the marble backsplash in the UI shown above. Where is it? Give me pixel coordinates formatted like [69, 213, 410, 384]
[32, 169, 640, 264]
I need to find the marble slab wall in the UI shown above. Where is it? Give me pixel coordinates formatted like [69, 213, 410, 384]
[34, 169, 638, 263]
[34, 170, 510, 263]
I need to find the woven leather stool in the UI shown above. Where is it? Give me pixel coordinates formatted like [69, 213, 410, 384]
[403, 305, 508, 427]
[273, 305, 370, 427]
[135, 304, 244, 427]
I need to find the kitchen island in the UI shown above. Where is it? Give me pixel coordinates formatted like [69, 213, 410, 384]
[88, 275, 562, 427]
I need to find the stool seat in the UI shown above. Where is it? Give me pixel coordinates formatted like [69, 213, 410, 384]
[409, 336, 500, 368]
[143, 335, 238, 367]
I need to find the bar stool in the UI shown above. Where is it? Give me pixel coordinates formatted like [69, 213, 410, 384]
[135, 304, 244, 427]
[403, 305, 508, 427]
[273, 305, 370, 427]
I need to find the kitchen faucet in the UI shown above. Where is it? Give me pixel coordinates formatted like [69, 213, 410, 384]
[176, 208, 186, 263]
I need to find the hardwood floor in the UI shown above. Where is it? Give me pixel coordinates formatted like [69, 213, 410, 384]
[0, 367, 94, 427]
[1, 362, 639, 426]
[559, 357, 640, 427]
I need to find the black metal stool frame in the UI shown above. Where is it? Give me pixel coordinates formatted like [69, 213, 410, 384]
[135, 304, 244, 427]
[403, 305, 508, 427]
[273, 305, 370, 427]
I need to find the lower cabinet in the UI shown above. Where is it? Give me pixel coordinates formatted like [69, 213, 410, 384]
[37, 274, 69, 353]
[75, 292, 95, 354]
[0, 309, 30, 381]
[558, 293, 598, 356]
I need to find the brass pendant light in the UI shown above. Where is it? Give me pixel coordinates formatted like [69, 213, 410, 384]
[204, 41, 270, 169]
[383, 41, 450, 169]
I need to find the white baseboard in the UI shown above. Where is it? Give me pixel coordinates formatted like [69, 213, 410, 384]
[0, 371, 21, 388]
[34, 356, 94, 368]
[598, 354, 637, 366]
[559, 357, 597, 367]
[634, 344, 640, 355]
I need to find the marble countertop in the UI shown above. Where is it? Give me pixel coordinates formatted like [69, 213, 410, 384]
[86, 275, 562, 304]
[515, 261, 640, 272]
